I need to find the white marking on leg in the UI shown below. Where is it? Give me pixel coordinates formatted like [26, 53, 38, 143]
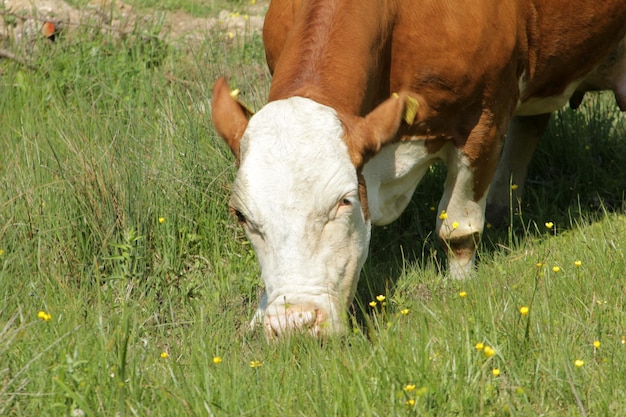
[437, 146, 487, 279]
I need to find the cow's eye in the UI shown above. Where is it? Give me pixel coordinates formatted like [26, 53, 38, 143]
[339, 198, 352, 207]
[231, 207, 247, 224]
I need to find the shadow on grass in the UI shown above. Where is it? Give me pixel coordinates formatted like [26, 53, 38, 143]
[355, 93, 626, 311]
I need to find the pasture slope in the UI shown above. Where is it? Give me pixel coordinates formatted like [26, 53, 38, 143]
[1, 1, 626, 415]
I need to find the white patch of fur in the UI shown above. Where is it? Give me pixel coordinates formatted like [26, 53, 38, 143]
[516, 72, 584, 116]
[363, 139, 445, 225]
[232, 97, 370, 336]
[436, 147, 487, 279]
[365, 141, 485, 279]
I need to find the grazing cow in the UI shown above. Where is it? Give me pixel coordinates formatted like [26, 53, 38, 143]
[487, 37, 626, 225]
[211, 0, 626, 338]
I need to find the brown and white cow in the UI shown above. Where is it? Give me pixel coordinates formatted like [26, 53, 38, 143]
[211, 0, 626, 339]
[487, 36, 626, 225]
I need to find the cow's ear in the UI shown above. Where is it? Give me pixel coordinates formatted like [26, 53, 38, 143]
[344, 92, 418, 168]
[211, 77, 251, 162]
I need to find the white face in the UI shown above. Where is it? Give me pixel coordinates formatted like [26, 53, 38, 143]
[229, 97, 370, 338]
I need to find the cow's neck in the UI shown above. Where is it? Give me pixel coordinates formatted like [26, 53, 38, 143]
[267, 0, 395, 116]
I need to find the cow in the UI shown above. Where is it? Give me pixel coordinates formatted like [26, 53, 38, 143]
[211, 0, 626, 339]
[487, 37, 626, 225]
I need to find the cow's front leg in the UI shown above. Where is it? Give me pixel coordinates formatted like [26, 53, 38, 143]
[486, 114, 551, 227]
[437, 138, 503, 279]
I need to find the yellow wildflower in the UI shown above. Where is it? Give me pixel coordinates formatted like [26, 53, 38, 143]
[519, 306, 529, 316]
[250, 360, 263, 368]
[158, 217, 165, 224]
[403, 383, 416, 392]
[593, 340, 601, 349]
[511, 184, 518, 190]
[574, 260, 582, 267]
[492, 368, 501, 377]
[0, 249, 4, 256]
[160, 351, 169, 359]
[376, 294, 386, 302]
[552, 266, 560, 273]
[400, 308, 410, 315]
[213, 356, 223, 364]
[545, 221, 554, 229]
[574, 359, 584, 368]
[439, 210, 448, 220]
[452, 221, 460, 229]
[475, 342, 484, 351]
[536, 262, 543, 268]
[406, 399, 415, 406]
[483, 346, 496, 358]
[37, 311, 51, 321]
[369, 301, 377, 307]
[459, 291, 467, 298]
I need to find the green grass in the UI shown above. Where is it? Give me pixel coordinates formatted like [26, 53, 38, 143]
[1, 13, 626, 416]
[124, 0, 259, 17]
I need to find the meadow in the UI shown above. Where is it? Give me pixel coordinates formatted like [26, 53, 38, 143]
[1, 2, 626, 415]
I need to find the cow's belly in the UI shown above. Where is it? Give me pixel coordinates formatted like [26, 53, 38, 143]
[515, 76, 584, 116]
[363, 140, 447, 226]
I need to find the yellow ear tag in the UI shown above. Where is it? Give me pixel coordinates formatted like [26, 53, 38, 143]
[392, 92, 420, 125]
[229, 88, 255, 117]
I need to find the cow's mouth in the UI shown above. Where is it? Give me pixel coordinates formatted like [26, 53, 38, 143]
[263, 303, 332, 339]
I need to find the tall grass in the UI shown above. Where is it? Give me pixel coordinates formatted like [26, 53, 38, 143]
[1, 11, 625, 416]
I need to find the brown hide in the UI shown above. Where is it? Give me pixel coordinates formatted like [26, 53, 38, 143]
[263, 0, 626, 201]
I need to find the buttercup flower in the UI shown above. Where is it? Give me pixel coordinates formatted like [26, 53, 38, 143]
[158, 217, 165, 224]
[536, 262, 543, 268]
[439, 210, 448, 220]
[459, 291, 468, 298]
[475, 342, 484, 351]
[400, 309, 410, 315]
[574, 260, 582, 267]
[552, 266, 560, 273]
[452, 221, 460, 229]
[369, 301, 377, 307]
[37, 311, 51, 321]
[160, 351, 169, 359]
[574, 359, 584, 368]
[250, 360, 263, 368]
[545, 222, 554, 229]
[492, 368, 501, 377]
[213, 356, 223, 364]
[511, 184, 518, 190]
[376, 295, 386, 302]
[406, 399, 415, 406]
[483, 346, 496, 358]
[403, 383, 416, 392]
[519, 306, 529, 316]
[593, 340, 601, 349]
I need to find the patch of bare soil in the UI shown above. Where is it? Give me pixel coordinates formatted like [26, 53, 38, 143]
[0, 0, 267, 47]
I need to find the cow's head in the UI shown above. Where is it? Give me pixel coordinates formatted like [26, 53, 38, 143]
[211, 77, 408, 339]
